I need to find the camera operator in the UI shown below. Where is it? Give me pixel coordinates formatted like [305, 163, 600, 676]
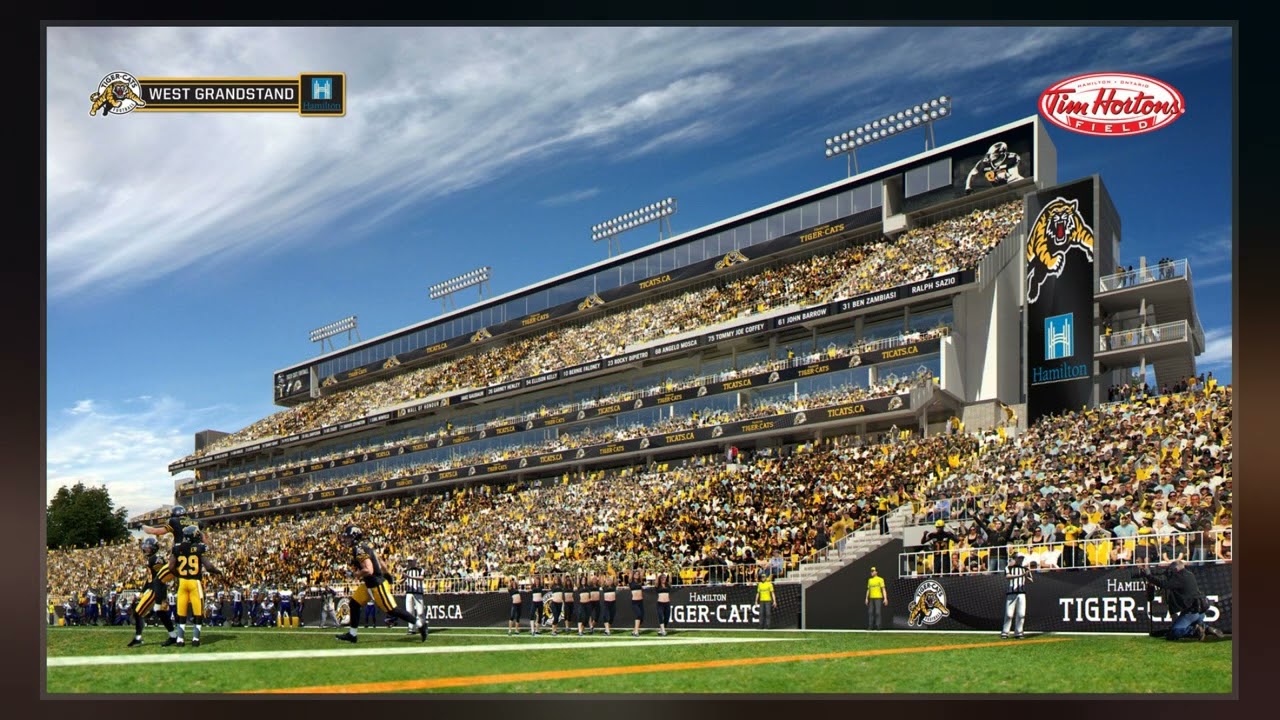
[1139, 559, 1224, 641]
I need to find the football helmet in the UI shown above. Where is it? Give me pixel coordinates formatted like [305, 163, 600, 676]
[986, 142, 1009, 167]
[341, 524, 364, 544]
[182, 524, 202, 542]
[140, 537, 158, 554]
[171, 505, 187, 517]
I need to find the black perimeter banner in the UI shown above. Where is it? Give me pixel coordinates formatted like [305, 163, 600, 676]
[1025, 178, 1096, 425]
[890, 563, 1231, 634]
[283, 583, 801, 630]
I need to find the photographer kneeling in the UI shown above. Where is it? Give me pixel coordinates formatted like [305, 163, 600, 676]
[1139, 559, 1224, 641]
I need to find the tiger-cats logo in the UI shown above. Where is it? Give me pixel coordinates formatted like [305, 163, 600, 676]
[1025, 197, 1095, 304]
[471, 328, 493, 343]
[908, 580, 950, 627]
[577, 293, 605, 312]
[89, 72, 147, 117]
[715, 250, 750, 270]
[382, 355, 401, 370]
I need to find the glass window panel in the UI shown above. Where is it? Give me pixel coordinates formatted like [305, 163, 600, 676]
[802, 201, 820, 229]
[750, 219, 767, 245]
[767, 215, 784, 241]
[784, 208, 803, 234]
[905, 166, 929, 197]
[909, 305, 954, 333]
[853, 185, 871, 213]
[871, 182, 883, 208]
[838, 190, 853, 217]
[930, 158, 952, 189]
[820, 196, 838, 224]
[687, 238, 704, 264]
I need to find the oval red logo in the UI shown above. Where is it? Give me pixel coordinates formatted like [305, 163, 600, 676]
[1039, 72, 1185, 136]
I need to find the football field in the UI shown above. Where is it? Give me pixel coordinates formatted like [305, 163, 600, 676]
[44, 625, 1232, 694]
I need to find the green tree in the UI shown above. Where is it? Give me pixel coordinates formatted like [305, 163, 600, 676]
[46, 482, 130, 549]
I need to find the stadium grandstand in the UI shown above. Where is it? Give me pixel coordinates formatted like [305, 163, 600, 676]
[48, 115, 1226, 635]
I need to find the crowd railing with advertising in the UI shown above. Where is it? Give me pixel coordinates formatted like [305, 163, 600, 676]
[898, 529, 1230, 577]
[171, 269, 974, 473]
[1098, 258, 1189, 293]
[176, 332, 945, 499]
[184, 390, 920, 522]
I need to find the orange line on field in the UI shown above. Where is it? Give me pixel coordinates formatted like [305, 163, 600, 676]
[243, 637, 1072, 694]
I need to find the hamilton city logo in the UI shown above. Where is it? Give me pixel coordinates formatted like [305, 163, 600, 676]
[1025, 196, 1095, 304]
[907, 580, 951, 627]
[89, 72, 147, 117]
[794, 412, 807, 425]
[888, 396, 904, 411]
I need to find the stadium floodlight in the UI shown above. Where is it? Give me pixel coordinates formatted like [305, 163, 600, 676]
[429, 266, 492, 311]
[823, 95, 953, 177]
[591, 197, 677, 257]
[309, 315, 360, 353]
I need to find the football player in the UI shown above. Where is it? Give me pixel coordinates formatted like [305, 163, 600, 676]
[166, 525, 224, 647]
[126, 537, 179, 648]
[334, 524, 427, 643]
[142, 504, 202, 546]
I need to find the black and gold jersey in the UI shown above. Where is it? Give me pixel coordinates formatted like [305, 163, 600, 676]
[173, 541, 208, 580]
[147, 552, 169, 582]
[351, 543, 386, 578]
[165, 515, 200, 541]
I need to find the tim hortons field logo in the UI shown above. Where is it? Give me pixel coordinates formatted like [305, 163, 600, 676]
[1025, 197, 1095, 304]
[1040, 72, 1185, 137]
[89, 72, 146, 116]
[908, 580, 950, 627]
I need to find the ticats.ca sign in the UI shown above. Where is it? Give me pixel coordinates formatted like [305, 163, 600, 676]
[1039, 72, 1185, 136]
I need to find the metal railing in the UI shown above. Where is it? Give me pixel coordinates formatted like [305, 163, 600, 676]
[898, 528, 1231, 577]
[1099, 259, 1189, 293]
[379, 564, 793, 595]
[1098, 320, 1189, 352]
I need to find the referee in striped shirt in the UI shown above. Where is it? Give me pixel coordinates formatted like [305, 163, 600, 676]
[1001, 553, 1034, 640]
[402, 558, 427, 636]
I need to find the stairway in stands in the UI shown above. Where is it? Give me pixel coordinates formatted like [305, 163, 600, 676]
[781, 505, 914, 586]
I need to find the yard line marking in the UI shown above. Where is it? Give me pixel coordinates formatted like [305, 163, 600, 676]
[46, 636, 792, 668]
[246, 637, 1073, 694]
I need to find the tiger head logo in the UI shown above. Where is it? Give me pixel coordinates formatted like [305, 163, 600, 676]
[888, 396, 904, 411]
[715, 250, 750, 270]
[712, 425, 724, 438]
[697, 386, 708, 397]
[794, 412, 807, 425]
[382, 356, 401, 370]
[468, 466, 476, 476]
[577, 294, 606, 312]
[908, 580, 950, 627]
[850, 354, 862, 368]
[471, 328, 493, 343]
[479, 429, 486, 439]
[639, 438, 650, 450]
[519, 457, 529, 469]
[1026, 197, 1095, 304]
[89, 73, 147, 117]
[527, 420, 536, 430]
[576, 410, 586, 421]
[575, 448, 586, 460]
[768, 371, 781, 383]
[634, 399, 644, 410]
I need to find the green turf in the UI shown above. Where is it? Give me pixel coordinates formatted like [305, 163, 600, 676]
[44, 626, 1232, 694]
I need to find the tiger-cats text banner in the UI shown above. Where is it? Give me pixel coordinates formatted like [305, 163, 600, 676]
[1025, 178, 1097, 425]
[891, 563, 1231, 633]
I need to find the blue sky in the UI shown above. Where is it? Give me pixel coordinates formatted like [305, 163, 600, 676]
[45, 26, 1233, 517]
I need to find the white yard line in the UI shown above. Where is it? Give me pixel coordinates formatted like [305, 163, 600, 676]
[46, 635, 794, 668]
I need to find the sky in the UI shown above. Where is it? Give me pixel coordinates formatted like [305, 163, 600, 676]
[45, 26, 1234, 519]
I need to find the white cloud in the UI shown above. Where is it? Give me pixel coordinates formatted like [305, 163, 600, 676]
[539, 188, 601, 207]
[67, 399, 95, 415]
[1197, 272, 1232, 288]
[1199, 326, 1231, 368]
[47, 27, 1230, 303]
[46, 396, 235, 518]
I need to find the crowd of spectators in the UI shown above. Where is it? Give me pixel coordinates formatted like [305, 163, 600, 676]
[179, 326, 949, 497]
[184, 371, 933, 513]
[50, 379, 1228, 599]
[182, 201, 1023, 460]
[908, 383, 1231, 574]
